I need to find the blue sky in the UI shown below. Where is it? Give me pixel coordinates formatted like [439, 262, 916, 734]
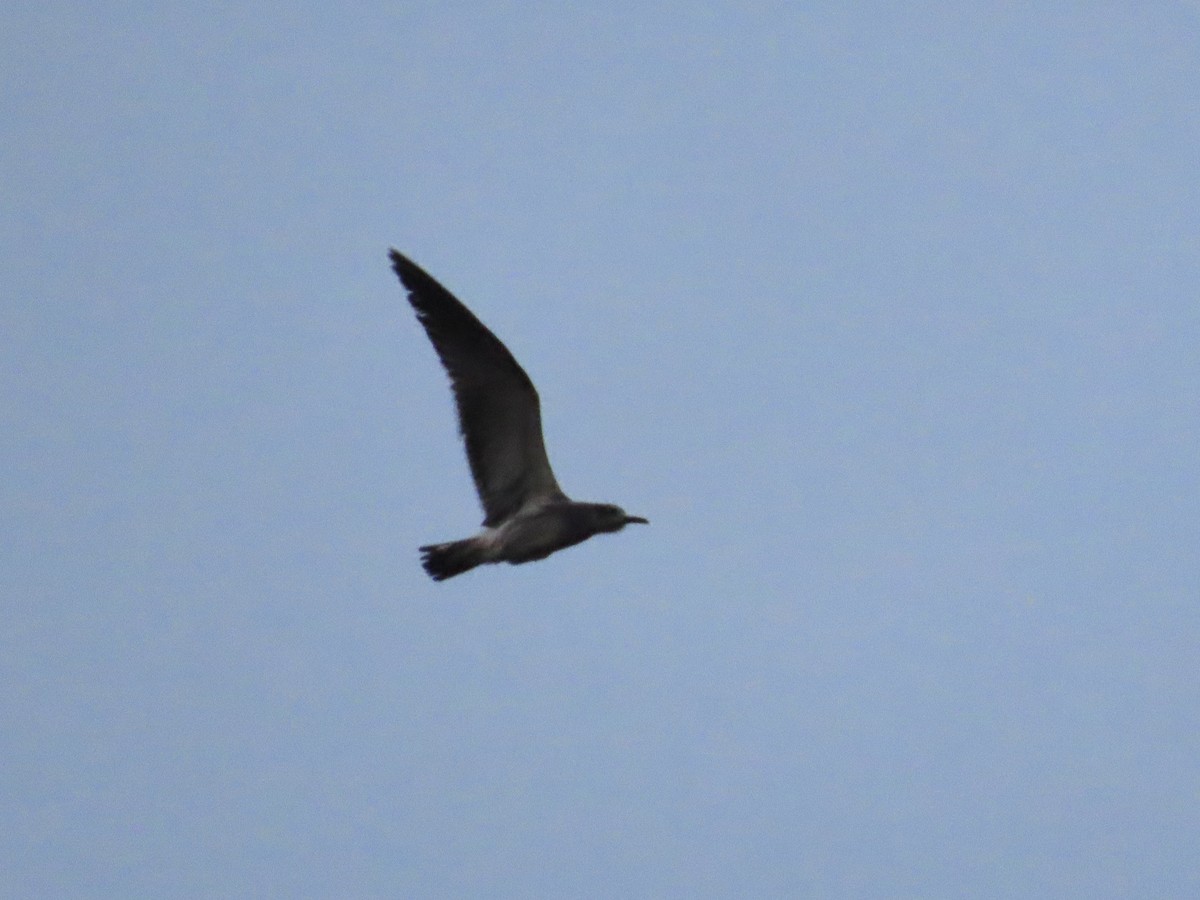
[3, 2, 1199, 897]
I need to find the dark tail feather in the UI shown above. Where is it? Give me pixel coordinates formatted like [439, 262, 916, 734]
[419, 538, 485, 581]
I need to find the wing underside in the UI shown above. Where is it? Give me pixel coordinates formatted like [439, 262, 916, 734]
[390, 250, 565, 525]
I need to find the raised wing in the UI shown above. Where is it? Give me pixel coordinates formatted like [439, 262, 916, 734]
[390, 250, 566, 526]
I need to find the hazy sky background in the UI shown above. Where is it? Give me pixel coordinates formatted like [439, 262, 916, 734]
[3, 2, 1199, 897]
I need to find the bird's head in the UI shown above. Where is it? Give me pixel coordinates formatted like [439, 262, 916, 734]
[592, 503, 650, 533]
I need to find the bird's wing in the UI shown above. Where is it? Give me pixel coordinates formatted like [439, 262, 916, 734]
[390, 250, 566, 526]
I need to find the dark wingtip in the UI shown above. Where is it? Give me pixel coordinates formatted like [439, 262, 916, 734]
[388, 248, 410, 278]
[389, 249, 439, 301]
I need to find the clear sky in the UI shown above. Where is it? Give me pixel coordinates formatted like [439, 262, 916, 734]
[3, 2, 1198, 897]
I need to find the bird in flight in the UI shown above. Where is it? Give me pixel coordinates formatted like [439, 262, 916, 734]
[390, 250, 648, 581]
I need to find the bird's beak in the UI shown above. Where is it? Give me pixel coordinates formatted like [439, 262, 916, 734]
[625, 515, 649, 525]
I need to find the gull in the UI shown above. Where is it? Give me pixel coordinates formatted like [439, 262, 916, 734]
[390, 250, 648, 581]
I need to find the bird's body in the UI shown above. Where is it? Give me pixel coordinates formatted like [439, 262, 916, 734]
[390, 250, 646, 581]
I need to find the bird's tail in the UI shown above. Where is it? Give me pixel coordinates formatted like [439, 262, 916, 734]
[419, 538, 485, 581]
